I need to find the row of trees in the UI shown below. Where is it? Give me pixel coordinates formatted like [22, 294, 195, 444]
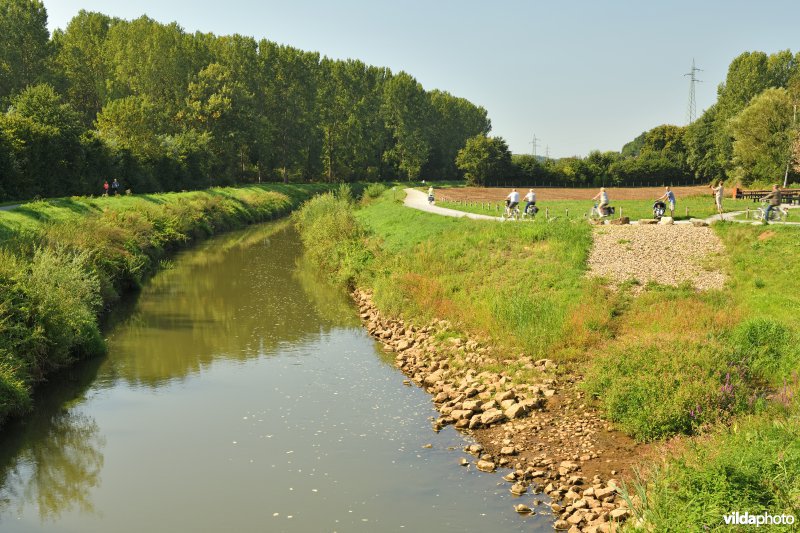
[457, 50, 800, 188]
[0, 1, 490, 200]
[455, 125, 697, 187]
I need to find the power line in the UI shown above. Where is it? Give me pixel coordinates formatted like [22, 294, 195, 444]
[684, 59, 703, 124]
[529, 134, 538, 157]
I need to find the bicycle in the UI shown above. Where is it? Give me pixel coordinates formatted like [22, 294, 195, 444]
[522, 204, 538, 219]
[503, 204, 521, 221]
[756, 203, 786, 223]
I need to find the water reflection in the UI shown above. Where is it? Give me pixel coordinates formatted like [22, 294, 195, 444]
[102, 223, 355, 388]
[0, 358, 105, 524]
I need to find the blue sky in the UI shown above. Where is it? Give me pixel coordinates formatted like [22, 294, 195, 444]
[43, 0, 800, 158]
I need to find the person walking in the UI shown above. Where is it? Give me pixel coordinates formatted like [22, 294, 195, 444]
[710, 181, 724, 215]
[427, 186, 434, 205]
[111, 178, 120, 196]
[656, 186, 676, 217]
[103, 180, 109, 196]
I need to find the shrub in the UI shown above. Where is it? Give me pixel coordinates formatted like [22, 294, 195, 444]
[583, 342, 753, 441]
[626, 411, 800, 530]
[293, 192, 371, 285]
[730, 318, 799, 384]
[362, 183, 388, 202]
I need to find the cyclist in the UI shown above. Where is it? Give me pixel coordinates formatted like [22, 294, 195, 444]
[523, 189, 537, 216]
[505, 189, 520, 217]
[427, 186, 434, 204]
[760, 184, 782, 223]
[591, 187, 610, 217]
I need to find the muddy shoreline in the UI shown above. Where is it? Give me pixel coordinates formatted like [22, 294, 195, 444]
[354, 289, 645, 532]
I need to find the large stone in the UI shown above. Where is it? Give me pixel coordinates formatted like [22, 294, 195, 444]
[505, 402, 527, 419]
[554, 519, 570, 530]
[462, 399, 481, 412]
[638, 219, 658, 225]
[500, 398, 517, 410]
[500, 446, 517, 456]
[423, 369, 444, 386]
[450, 409, 473, 420]
[510, 483, 527, 495]
[609, 217, 630, 225]
[476, 460, 496, 472]
[658, 216, 674, 225]
[396, 339, 412, 351]
[514, 503, 532, 514]
[480, 409, 507, 426]
[495, 390, 515, 402]
[610, 509, 630, 520]
[595, 486, 617, 499]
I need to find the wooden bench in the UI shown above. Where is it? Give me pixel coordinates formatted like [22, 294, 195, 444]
[736, 188, 800, 205]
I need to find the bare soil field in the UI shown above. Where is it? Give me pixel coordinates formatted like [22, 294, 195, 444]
[437, 185, 713, 201]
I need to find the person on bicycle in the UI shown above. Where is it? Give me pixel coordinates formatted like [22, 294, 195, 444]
[656, 186, 676, 217]
[506, 189, 520, 214]
[592, 187, 609, 216]
[427, 186, 434, 204]
[523, 189, 536, 215]
[761, 184, 782, 223]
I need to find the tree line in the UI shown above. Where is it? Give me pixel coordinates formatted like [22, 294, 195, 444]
[0, 1, 490, 201]
[457, 50, 800, 188]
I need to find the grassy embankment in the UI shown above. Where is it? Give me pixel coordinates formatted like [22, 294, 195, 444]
[437, 196, 757, 221]
[0, 184, 333, 425]
[294, 188, 799, 530]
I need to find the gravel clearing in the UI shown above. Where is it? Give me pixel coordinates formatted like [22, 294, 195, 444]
[587, 224, 726, 291]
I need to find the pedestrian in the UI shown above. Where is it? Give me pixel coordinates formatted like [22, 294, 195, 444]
[656, 186, 676, 217]
[710, 181, 724, 215]
[111, 178, 120, 196]
[103, 180, 109, 196]
[427, 186, 434, 205]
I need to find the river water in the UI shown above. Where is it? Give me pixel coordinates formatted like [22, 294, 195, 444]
[0, 222, 550, 532]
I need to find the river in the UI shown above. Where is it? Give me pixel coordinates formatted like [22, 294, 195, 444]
[0, 222, 550, 532]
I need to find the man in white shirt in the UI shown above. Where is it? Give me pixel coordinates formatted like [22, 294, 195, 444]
[506, 189, 520, 210]
[523, 189, 536, 215]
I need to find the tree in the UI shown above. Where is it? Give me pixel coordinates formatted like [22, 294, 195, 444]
[0, 0, 51, 100]
[455, 135, 511, 186]
[382, 72, 431, 180]
[730, 87, 796, 185]
[51, 10, 114, 125]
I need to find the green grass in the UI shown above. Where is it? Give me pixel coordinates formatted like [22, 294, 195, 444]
[438, 196, 755, 221]
[0, 183, 334, 426]
[292, 189, 800, 528]
[624, 408, 800, 531]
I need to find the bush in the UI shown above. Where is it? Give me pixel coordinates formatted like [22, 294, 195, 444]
[362, 182, 387, 201]
[627, 411, 800, 530]
[583, 342, 753, 441]
[293, 192, 371, 285]
[730, 318, 799, 384]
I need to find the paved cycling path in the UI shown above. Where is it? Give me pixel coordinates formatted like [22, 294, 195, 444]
[0, 204, 20, 212]
[404, 188, 504, 221]
[405, 189, 800, 226]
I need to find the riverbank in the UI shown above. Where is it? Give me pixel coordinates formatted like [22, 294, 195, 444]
[0, 184, 334, 425]
[294, 188, 800, 530]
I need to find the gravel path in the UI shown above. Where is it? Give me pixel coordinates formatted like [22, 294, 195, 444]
[587, 224, 726, 291]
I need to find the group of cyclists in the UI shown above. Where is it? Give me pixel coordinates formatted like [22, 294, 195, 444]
[425, 184, 789, 223]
